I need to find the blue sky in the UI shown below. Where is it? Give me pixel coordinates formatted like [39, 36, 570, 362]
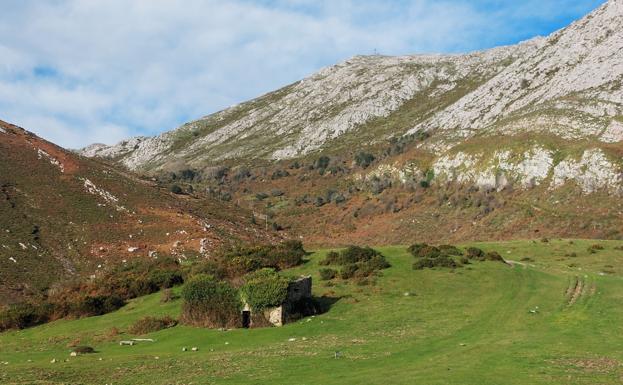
[0, 0, 606, 148]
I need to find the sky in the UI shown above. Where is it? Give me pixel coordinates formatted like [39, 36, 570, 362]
[0, 0, 606, 149]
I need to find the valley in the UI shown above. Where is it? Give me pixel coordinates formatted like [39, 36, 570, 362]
[1, 239, 623, 384]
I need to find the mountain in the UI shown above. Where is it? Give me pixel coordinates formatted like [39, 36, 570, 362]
[80, 1, 623, 245]
[0, 120, 276, 305]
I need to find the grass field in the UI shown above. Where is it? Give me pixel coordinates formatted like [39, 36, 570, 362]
[2, 239, 623, 384]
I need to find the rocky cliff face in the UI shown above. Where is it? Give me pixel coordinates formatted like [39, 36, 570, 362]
[82, 0, 623, 195]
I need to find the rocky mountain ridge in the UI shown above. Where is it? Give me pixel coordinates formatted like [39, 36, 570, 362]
[82, 0, 622, 197]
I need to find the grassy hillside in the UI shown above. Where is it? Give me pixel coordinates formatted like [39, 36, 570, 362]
[0, 120, 276, 305]
[1, 239, 622, 384]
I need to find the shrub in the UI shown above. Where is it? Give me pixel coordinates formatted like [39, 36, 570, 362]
[72, 295, 125, 317]
[355, 152, 375, 168]
[314, 156, 330, 171]
[240, 269, 290, 311]
[485, 251, 505, 262]
[340, 264, 358, 279]
[435, 256, 457, 268]
[412, 256, 457, 270]
[0, 302, 51, 330]
[413, 258, 435, 270]
[407, 243, 428, 257]
[465, 247, 485, 260]
[319, 251, 340, 265]
[337, 246, 381, 264]
[408, 243, 441, 258]
[271, 170, 290, 180]
[129, 316, 177, 335]
[438, 245, 462, 256]
[181, 274, 241, 328]
[148, 270, 183, 289]
[320, 246, 389, 279]
[222, 240, 306, 276]
[319, 268, 337, 281]
[170, 184, 183, 194]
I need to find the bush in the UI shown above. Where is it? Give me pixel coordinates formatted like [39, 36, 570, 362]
[465, 247, 485, 260]
[170, 184, 183, 194]
[413, 256, 457, 270]
[0, 302, 51, 330]
[485, 251, 505, 262]
[320, 246, 389, 280]
[72, 295, 125, 317]
[314, 156, 330, 171]
[181, 274, 241, 328]
[222, 240, 306, 276]
[319, 251, 339, 265]
[319, 268, 337, 281]
[148, 270, 184, 289]
[355, 152, 375, 168]
[340, 264, 359, 279]
[408, 243, 442, 258]
[413, 258, 435, 270]
[129, 316, 177, 335]
[240, 269, 290, 311]
[438, 245, 462, 256]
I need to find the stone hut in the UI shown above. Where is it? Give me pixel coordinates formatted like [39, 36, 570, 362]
[242, 275, 312, 328]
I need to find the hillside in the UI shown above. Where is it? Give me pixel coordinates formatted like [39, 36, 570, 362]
[82, 0, 622, 176]
[78, 1, 623, 246]
[2, 240, 623, 384]
[0, 120, 276, 305]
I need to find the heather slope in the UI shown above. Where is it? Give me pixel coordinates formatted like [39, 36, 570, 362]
[0, 120, 275, 305]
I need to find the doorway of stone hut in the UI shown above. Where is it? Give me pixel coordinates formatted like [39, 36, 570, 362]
[242, 310, 251, 328]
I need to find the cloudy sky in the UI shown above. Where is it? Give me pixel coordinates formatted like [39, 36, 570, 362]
[0, 0, 605, 148]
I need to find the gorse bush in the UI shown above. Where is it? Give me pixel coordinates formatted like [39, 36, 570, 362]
[413, 256, 457, 270]
[409, 243, 505, 270]
[240, 269, 290, 311]
[319, 268, 337, 280]
[319, 246, 390, 280]
[181, 274, 241, 328]
[223, 240, 306, 276]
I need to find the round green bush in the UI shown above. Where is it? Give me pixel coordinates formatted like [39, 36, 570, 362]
[240, 269, 290, 311]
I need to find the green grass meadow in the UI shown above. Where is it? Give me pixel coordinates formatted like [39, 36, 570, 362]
[2, 239, 623, 384]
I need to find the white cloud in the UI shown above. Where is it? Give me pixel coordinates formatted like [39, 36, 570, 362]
[0, 0, 605, 148]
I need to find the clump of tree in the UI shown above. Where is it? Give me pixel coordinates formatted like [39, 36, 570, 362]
[409, 243, 505, 270]
[319, 246, 390, 282]
[181, 274, 241, 328]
